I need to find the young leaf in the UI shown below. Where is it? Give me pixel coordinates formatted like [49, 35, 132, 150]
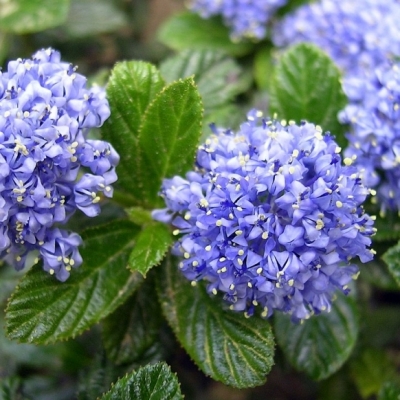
[159, 49, 252, 112]
[5, 220, 143, 344]
[382, 241, 400, 288]
[128, 222, 172, 277]
[157, 12, 254, 57]
[137, 77, 203, 206]
[102, 275, 164, 365]
[101, 61, 165, 206]
[274, 293, 359, 380]
[101, 362, 183, 400]
[157, 256, 275, 389]
[269, 43, 347, 147]
[0, 0, 69, 34]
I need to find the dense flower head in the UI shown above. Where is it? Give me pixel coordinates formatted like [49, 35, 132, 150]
[272, 0, 400, 76]
[154, 111, 375, 321]
[339, 61, 400, 214]
[0, 48, 118, 281]
[188, 0, 287, 40]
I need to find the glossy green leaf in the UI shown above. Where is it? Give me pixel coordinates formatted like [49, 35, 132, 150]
[269, 43, 347, 147]
[128, 222, 172, 277]
[274, 293, 359, 380]
[101, 61, 165, 207]
[0, 0, 69, 34]
[160, 49, 251, 112]
[383, 241, 400, 288]
[5, 220, 143, 344]
[137, 77, 203, 206]
[351, 349, 399, 399]
[157, 256, 275, 388]
[101, 362, 183, 400]
[157, 12, 254, 57]
[379, 382, 400, 400]
[102, 275, 163, 365]
[64, 0, 128, 38]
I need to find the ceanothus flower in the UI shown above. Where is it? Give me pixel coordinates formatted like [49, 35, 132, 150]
[272, 0, 400, 76]
[339, 61, 400, 215]
[153, 111, 375, 321]
[0, 48, 118, 281]
[188, 0, 287, 40]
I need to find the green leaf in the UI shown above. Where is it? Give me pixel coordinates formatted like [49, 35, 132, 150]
[373, 213, 400, 242]
[0, 266, 24, 305]
[128, 222, 172, 277]
[360, 259, 399, 291]
[0, 32, 9, 67]
[137, 77, 203, 206]
[202, 104, 244, 140]
[383, 241, 400, 288]
[159, 49, 252, 113]
[274, 293, 359, 380]
[360, 306, 400, 348]
[254, 48, 276, 91]
[157, 12, 254, 57]
[276, 0, 311, 17]
[157, 256, 275, 389]
[127, 207, 154, 226]
[379, 382, 400, 400]
[101, 61, 165, 207]
[351, 349, 399, 399]
[101, 362, 183, 400]
[318, 370, 360, 400]
[269, 43, 347, 147]
[0, 377, 21, 400]
[64, 0, 128, 38]
[5, 220, 143, 344]
[102, 275, 163, 365]
[77, 353, 122, 400]
[0, 0, 69, 34]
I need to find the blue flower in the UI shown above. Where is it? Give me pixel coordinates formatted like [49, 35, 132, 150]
[272, 0, 400, 76]
[154, 111, 375, 321]
[188, 0, 287, 40]
[0, 48, 118, 281]
[339, 61, 400, 214]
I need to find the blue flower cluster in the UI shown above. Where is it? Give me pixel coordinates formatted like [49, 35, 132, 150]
[188, 0, 287, 40]
[0, 49, 118, 281]
[339, 62, 400, 214]
[154, 111, 375, 321]
[272, 0, 400, 76]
